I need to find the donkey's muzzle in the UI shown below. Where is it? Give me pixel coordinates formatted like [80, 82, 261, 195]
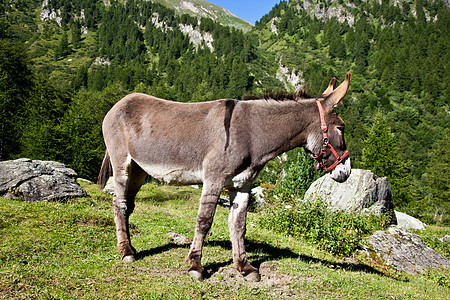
[330, 156, 351, 183]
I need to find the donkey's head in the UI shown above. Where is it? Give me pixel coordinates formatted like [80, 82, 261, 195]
[306, 73, 351, 183]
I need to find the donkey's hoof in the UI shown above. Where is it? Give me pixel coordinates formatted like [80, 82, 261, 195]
[244, 271, 261, 282]
[122, 255, 136, 263]
[188, 270, 203, 281]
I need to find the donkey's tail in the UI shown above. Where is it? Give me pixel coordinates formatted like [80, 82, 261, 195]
[97, 150, 113, 188]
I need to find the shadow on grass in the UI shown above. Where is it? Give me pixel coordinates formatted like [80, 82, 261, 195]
[205, 240, 385, 279]
[135, 243, 190, 260]
[136, 239, 385, 280]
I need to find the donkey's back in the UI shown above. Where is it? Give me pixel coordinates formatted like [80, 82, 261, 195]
[102, 93, 238, 185]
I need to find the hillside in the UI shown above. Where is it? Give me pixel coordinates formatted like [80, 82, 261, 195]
[154, 0, 254, 32]
[0, 0, 449, 225]
[1, 0, 270, 175]
[251, 0, 449, 223]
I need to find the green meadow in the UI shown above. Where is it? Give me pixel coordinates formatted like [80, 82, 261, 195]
[0, 181, 448, 299]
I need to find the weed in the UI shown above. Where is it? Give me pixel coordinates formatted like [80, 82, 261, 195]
[257, 197, 390, 257]
[414, 226, 450, 259]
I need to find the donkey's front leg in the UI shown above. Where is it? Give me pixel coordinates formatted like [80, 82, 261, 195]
[186, 182, 221, 281]
[228, 188, 260, 282]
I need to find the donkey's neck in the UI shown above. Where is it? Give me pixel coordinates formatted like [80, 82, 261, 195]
[240, 99, 318, 165]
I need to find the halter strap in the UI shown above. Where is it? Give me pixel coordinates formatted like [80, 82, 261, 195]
[313, 100, 349, 172]
[316, 98, 328, 135]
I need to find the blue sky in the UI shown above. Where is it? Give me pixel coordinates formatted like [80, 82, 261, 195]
[208, 0, 282, 25]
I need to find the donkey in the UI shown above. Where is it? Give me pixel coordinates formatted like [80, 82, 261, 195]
[98, 73, 352, 282]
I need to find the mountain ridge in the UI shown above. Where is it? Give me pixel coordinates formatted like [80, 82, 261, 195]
[154, 0, 254, 31]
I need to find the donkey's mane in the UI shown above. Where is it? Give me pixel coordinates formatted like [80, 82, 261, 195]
[242, 89, 312, 101]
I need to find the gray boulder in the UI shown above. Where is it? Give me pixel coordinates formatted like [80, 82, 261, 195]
[304, 169, 395, 221]
[103, 177, 115, 195]
[251, 186, 266, 207]
[167, 232, 191, 245]
[0, 158, 87, 201]
[218, 194, 231, 207]
[217, 187, 267, 208]
[360, 227, 449, 274]
[440, 235, 450, 243]
[395, 210, 426, 230]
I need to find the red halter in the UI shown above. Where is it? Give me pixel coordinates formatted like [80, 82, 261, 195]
[313, 100, 349, 172]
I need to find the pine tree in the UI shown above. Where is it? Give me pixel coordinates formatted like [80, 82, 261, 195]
[226, 57, 250, 99]
[71, 19, 82, 49]
[276, 148, 325, 201]
[20, 76, 68, 162]
[0, 40, 34, 159]
[361, 112, 395, 176]
[54, 31, 71, 60]
[329, 35, 346, 60]
[361, 111, 411, 207]
[423, 132, 450, 222]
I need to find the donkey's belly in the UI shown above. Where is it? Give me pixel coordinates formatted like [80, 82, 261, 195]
[139, 163, 203, 185]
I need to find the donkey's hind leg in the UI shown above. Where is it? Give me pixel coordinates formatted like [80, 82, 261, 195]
[228, 188, 260, 282]
[112, 158, 147, 262]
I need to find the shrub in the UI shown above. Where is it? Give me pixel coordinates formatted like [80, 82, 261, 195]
[414, 227, 450, 259]
[257, 197, 390, 257]
[255, 148, 324, 203]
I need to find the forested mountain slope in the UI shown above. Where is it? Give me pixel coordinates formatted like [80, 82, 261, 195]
[1, 0, 266, 175]
[253, 0, 449, 223]
[0, 0, 448, 224]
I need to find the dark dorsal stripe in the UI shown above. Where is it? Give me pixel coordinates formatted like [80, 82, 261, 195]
[224, 99, 238, 151]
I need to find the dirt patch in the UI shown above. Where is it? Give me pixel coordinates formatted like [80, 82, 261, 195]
[207, 262, 298, 298]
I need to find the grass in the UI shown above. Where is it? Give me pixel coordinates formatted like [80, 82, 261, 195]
[0, 181, 449, 299]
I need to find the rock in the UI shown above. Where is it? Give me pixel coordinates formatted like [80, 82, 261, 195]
[298, 0, 355, 26]
[276, 56, 303, 90]
[178, 24, 214, 52]
[218, 187, 267, 208]
[77, 178, 92, 184]
[40, 0, 62, 26]
[304, 169, 395, 221]
[251, 186, 266, 207]
[103, 177, 115, 195]
[94, 57, 111, 66]
[439, 235, 450, 243]
[218, 194, 231, 207]
[360, 227, 450, 274]
[395, 210, 426, 230]
[0, 158, 87, 202]
[167, 232, 191, 245]
[270, 17, 280, 35]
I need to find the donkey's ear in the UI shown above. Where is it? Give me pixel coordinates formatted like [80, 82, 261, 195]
[321, 77, 337, 97]
[324, 72, 351, 108]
